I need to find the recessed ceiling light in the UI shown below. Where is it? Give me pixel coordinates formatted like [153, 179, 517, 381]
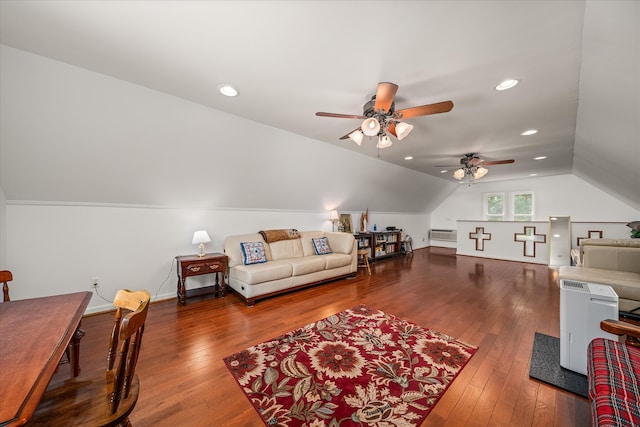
[495, 79, 519, 91]
[521, 129, 538, 136]
[218, 84, 238, 97]
[529, 173, 538, 177]
[404, 156, 413, 160]
[534, 156, 547, 160]
[440, 170, 448, 173]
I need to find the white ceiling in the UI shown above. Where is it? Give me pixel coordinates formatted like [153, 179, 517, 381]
[0, 1, 637, 208]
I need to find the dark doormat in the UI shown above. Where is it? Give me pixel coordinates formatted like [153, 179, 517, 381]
[529, 332, 588, 398]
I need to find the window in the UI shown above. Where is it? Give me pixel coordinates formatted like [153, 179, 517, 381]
[484, 192, 505, 221]
[483, 191, 535, 221]
[512, 192, 534, 221]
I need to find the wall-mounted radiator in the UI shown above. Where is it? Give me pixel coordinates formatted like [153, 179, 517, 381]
[429, 229, 457, 242]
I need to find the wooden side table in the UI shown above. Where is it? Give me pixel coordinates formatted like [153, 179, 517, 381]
[175, 253, 228, 305]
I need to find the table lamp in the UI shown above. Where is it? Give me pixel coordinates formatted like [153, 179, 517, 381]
[330, 210, 339, 232]
[192, 230, 211, 257]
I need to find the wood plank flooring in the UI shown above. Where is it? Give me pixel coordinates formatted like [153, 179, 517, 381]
[53, 247, 592, 426]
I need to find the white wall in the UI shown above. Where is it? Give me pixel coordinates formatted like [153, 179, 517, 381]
[0, 45, 456, 214]
[0, 187, 6, 268]
[457, 220, 550, 264]
[5, 202, 429, 313]
[0, 46, 445, 312]
[431, 174, 640, 231]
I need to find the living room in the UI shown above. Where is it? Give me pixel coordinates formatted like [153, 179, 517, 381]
[1, 1, 638, 426]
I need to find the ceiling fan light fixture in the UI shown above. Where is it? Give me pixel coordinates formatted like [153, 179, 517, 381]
[453, 168, 465, 180]
[361, 117, 380, 136]
[473, 167, 488, 179]
[377, 134, 393, 149]
[395, 122, 414, 140]
[348, 130, 364, 146]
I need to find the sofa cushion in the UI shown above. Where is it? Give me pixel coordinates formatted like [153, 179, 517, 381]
[224, 233, 272, 267]
[323, 253, 354, 269]
[286, 256, 326, 276]
[240, 241, 267, 265]
[300, 231, 326, 256]
[269, 238, 304, 260]
[583, 246, 640, 274]
[312, 237, 333, 255]
[588, 337, 640, 426]
[231, 260, 293, 285]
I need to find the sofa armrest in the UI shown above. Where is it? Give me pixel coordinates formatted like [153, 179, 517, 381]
[601, 319, 640, 347]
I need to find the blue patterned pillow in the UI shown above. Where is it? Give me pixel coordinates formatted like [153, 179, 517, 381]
[312, 237, 333, 255]
[240, 242, 267, 265]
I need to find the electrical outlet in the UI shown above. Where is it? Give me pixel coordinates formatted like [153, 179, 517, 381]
[91, 277, 100, 288]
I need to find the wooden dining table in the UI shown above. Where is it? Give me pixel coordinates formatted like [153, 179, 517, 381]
[0, 291, 92, 427]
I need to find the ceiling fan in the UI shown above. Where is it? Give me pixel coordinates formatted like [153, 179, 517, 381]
[316, 82, 453, 148]
[436, 153, 515, 181]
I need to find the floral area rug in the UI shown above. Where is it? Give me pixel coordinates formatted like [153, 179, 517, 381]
[223, 304, 478, 426]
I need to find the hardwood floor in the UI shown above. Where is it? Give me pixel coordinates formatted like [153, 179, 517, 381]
[53, 247, 591, 426]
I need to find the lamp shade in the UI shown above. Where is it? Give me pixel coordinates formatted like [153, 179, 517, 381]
[192, 230, 211, 245]
[348, 130, 364, 146]
[376, 134, 393, 149]
[453, 168, 465, 180]
[473, 167, 488, 179]
[395, 122, 414, 140]
[329, 210, 339, 221]
[361, 117, 380, 136]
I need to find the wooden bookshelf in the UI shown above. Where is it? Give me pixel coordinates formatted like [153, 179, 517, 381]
[354, 230, 403, 262]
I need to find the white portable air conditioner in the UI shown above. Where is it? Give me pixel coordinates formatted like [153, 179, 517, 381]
[559, 279, 619, 375]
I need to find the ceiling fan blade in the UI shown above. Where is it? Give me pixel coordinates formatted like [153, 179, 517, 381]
[393, 100, 454, 119]
[339, 127, 362, 140]
[434, 164, 460, 168]
[373, 82, 399, 114]
[316, 112, 365, 119]
[468, 157, 482, 166]
[481, 159, 515, 166]
[386, 121, 397, 137]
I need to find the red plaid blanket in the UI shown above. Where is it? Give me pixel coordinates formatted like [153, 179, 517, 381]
[588, 338, 640, 427]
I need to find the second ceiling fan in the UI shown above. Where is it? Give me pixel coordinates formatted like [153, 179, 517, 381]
[436, 153, 515, 181]
[316, 82, 454, 148]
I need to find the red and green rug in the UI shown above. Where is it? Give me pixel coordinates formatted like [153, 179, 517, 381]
[224, 304, 477, 426]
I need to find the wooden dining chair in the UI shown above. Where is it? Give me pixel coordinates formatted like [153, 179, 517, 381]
[29, 289, 151, 426]
[1, 270, 13, 301]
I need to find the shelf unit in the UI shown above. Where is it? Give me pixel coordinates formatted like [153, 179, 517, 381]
[355, 230, 403, 262]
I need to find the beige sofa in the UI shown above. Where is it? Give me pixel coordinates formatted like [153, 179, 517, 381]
[559, 238, 640, 316]
[223, 231, 357, 306]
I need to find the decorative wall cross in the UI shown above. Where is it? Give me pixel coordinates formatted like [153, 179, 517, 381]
[514, 226, 546, 257]
[577, 230, 603, 247]
[469, 227, 492, 251]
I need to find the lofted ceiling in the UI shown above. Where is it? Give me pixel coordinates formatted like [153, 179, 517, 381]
[0, 1, 637, 209]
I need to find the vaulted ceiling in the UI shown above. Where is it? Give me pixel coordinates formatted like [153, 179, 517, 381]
[0, 1, 638, 210]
